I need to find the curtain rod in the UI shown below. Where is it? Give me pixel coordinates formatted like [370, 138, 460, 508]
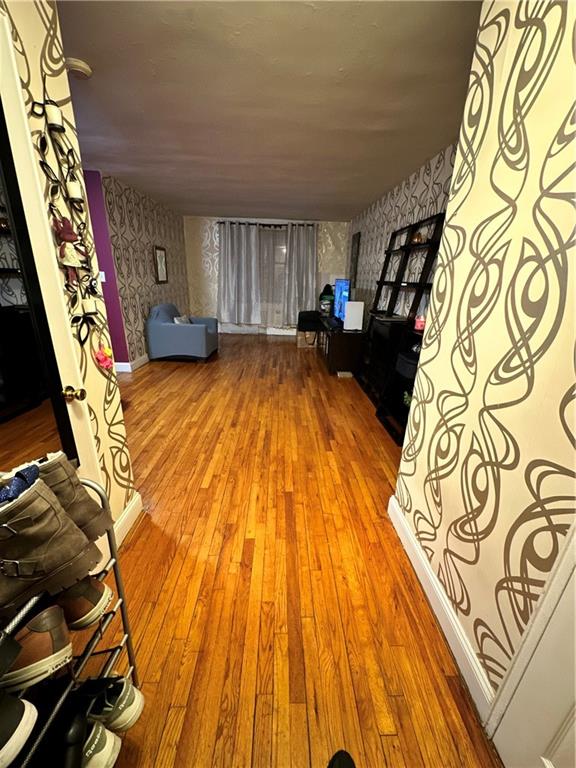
[217, 220, 316, 227]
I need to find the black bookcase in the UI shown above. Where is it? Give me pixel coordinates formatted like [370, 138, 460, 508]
[371, 212, 444, 323]
[357, 212, 445, 444]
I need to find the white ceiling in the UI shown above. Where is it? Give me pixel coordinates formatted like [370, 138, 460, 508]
[59, 1, 480, 221]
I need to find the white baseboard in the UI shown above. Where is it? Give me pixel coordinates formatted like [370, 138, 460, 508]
[114, 491, 143, 547]
[129, 354, 149, 371]
[220, 323, 258, 335]
[114, 362, 132, 373]
[220, 323, 296, 336]
[387, 494, 495, 722]
[266, 327, 296, 336]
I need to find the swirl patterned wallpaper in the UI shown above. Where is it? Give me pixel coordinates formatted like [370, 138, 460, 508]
[102, 176, 188, 362]
[317, 221, 350, 287]
[1, 0, 135, 513]
[184, 217, 219, 316]
[396, 0, 575, 691]
[350, 145, 455, 308]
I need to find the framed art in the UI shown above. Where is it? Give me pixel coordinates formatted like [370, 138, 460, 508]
[153, 245, 168, 283]
[350, 231, 361, 289]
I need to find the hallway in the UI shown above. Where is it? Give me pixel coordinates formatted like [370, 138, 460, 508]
[113, 335, 500, 767]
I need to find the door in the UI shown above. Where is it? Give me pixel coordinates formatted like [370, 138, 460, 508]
[0, 13, 103, 484]
[0, 99, 78, 466]
[490, 528, 575, 768]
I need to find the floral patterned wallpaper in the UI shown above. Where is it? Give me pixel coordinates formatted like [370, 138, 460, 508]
[102, 176, 188, 362]
[317, 221, 350, 287]
[350, 145, 455, 309]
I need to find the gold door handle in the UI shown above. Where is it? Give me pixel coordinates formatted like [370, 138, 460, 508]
[62, 386, 87, 403]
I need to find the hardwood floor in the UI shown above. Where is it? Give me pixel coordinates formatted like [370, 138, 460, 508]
[112, 335, 500, 767]
[0, 399, 60, 469]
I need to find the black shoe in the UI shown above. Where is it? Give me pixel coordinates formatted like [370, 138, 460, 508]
[26, 677, 87, 768]
[328, 750, 357, 768]
[0, 691, 37, 768]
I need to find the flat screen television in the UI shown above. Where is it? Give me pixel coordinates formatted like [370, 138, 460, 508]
[334, 278, 350, 322]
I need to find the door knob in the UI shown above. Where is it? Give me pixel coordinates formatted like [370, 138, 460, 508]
[62, 385, 87, 403]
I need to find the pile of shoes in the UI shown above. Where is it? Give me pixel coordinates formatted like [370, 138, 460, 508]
[1, 674, 144, 768]
[0, 451, 112, 614]
[0, 452, 143, 768]
[1, 576, 113, 693]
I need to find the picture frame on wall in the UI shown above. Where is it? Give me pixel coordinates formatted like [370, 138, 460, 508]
[153, 245, 168, 283]
[350, 231, 361, 289]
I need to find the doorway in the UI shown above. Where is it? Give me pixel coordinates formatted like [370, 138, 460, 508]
[0, 99, 77, 470]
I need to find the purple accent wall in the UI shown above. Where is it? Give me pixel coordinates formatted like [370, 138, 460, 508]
[84, 170, 130, 362]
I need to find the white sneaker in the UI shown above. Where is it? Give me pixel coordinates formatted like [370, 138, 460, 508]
[0, 696, 37, 768]
[90, 677, 145, 733]
[82, 722, 121, 768]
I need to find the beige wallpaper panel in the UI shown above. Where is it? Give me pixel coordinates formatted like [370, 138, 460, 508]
[396, 0, 575, 691]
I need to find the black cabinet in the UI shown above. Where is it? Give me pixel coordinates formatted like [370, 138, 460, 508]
[357, 317, 405, 403]
[375, 329, 422, 443]
[317, 318, 364, 375]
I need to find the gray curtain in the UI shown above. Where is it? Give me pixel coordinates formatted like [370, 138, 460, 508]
[285, 223, 317, 326]
[217, 222, 261, 324]
[218, 221, 317, 327]
[259, 226, 289, 327]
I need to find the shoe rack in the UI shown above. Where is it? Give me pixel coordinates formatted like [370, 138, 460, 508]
[0, 479, 139, 767]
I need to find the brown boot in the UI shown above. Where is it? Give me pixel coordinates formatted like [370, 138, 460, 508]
[0, 479, 102, 615]
[36, 453, 112, 542]
[56, 576, 113, 630]
[0, 605, 72, 692]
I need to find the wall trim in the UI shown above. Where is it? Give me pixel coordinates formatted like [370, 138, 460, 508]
[387, 494, 495, 721]
[129, 353, 149, 371]
[220, 323, 297, 336]
[266, 327, 296, 336]
[484, 523, 575, 738]
[220, 323, 258, 335]
[114, 491, 143, 547]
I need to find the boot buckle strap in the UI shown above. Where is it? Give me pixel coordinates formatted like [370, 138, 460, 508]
[0, 558, 37, 577]
[0, 518, 34, 538]
[0, 522, 19, 536]
[0, 559, 21, 577]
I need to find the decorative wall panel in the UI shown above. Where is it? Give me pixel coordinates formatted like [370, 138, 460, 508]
[351, 145, 455, 307]
[0, 179, 26, 307]
[184, 216, 219, 316]
[1, 0, 135, 513]
[396, 0, 575, 691]
[102, 176, 188, 362]
[317, 221, 350, 286]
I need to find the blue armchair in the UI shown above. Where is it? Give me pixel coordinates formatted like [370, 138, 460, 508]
[146, 304, 218, 360]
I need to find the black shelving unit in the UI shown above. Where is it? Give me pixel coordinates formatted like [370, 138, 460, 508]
[0, 479, 139, 767]
[357, 212, 445, 444]
[375, 327, 423, 443]
[371, 212, 444, 323]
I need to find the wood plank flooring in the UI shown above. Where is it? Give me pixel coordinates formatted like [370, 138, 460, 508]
[0, 399, 60, 468]
[111, 335, 501, 768]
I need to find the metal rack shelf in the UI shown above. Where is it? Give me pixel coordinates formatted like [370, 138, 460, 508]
[0, 478, 139, 768]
